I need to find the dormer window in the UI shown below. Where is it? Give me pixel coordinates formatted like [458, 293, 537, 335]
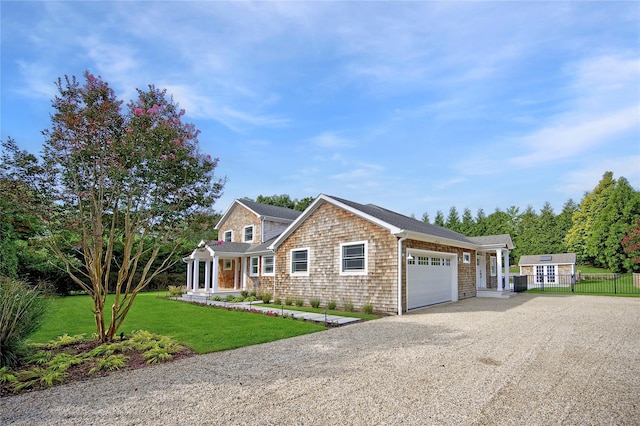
[243, 225, 254, 242]
[223, 230, 232, 242]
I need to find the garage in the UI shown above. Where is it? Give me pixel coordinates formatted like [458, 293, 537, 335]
[407, 251, 456, 310]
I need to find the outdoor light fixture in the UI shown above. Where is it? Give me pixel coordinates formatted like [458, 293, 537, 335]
[407, 254, 414, 261]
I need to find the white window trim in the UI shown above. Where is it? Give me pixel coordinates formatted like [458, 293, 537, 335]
[290, 247, 310, 276]
[223, 259, 232, 270]
[340, 240, 368, 276]
[490, 256, 497, 276]
[243, 225, 254, 243]
[249, 256, 259, 277]
[463, 252, 471, 264]
[223, 230, 233, 242]
[262, 255, 275, 276]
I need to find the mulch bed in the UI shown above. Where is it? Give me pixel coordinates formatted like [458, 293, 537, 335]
[0, 340, 196, 398]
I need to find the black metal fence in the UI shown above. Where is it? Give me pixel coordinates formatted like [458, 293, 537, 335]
[512, 273, 640, 295]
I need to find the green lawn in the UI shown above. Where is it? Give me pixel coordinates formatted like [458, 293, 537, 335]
[29, 292, 326, 353]
[256, 304, 381, 320]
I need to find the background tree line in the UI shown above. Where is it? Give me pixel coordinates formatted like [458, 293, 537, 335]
[420, 171, 639, 272]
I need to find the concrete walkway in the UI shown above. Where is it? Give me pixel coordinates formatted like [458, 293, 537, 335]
[178, 294, 362, 325]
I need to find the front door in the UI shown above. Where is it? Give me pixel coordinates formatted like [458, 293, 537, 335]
[476, 253, 486, 289]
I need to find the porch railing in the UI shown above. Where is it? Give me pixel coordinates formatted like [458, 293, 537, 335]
[512, 274, 640, 295]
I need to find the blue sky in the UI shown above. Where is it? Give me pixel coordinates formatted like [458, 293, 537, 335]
[2, 1, 639, 219]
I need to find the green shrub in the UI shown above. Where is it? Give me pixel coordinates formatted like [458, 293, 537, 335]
[89, 354, 128, 375]
[261, 293, 272, 304]
[245, 296, 257, 302]
[343, 302, 354, 312]
[232, 296, 244, 303]
[241, 290, 249, 298]
[0, 277, 51, 368]
[327, 300, 337, 310]
[225, 294, 235, 302]
[167, 285, 186, 297]
[310, 298, 321, 308]
[249, 291, 257, 297]
[274, 297, 282, 305]
[211, 295, 223, 302]
[285, 298, 293, 306]
[363, 304, 374, 314]
[295, 299, 304, 307]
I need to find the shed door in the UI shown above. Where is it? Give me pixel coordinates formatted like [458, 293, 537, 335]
[407, 253, 453, 309]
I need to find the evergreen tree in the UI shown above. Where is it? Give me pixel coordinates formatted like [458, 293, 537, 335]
[474, 208, 487, 235]
[445, 206, 461, 232]
[421, 211, 430, 224]
[512, 205, 538, 260]
[460, 208, 475, 236]
[557, 199, 578, 252]
[434, 210, 445, 227]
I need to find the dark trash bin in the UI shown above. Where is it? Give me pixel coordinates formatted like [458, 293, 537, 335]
[513, 275, 528, 292]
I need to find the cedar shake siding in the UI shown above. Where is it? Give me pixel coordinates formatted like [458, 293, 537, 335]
[274, 201, 399, 314]
[217, 204, 261, 243]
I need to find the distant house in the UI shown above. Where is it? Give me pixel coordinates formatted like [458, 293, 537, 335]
[184, 194, 515, 314]
[518, 253, 577, 286]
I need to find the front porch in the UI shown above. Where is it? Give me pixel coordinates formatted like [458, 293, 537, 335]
[183, 242, 250, 295]
[476, 247, 512, 293]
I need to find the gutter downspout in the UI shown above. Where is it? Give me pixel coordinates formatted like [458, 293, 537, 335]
[397, 234, 408, 316]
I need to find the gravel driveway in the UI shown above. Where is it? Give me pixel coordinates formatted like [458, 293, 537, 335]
[2, 294, 639, 425]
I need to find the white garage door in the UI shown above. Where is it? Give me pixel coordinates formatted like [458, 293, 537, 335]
[407, 253, 453, 309]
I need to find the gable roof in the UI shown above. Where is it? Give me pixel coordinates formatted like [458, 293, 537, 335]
[519, 253, 577, 266]
[215, 198, 301, 229]
[269, 194, 514, 251]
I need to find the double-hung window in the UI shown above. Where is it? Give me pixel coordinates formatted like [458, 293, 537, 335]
[223, 230, 232, 242]
[243, 226, 254, 242]
[249, 256, 259, 277]
[290, 248, 309, 275]
[340, 241, 367, 275]
[262, 255, 274, 275]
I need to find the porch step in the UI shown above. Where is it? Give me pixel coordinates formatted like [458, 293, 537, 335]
[476, 290, 518, 299]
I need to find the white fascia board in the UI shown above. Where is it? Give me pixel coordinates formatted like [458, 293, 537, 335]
[398, 231, 479, 251]
[235, 199, 261, 218]
[261, 215, 295, 223]
[268, 194, 403, 250]
[479, 243, 515, 251]
[325, 195, 403, 234]
[214, 200, 240, 229]
[268, 194, 324, 250]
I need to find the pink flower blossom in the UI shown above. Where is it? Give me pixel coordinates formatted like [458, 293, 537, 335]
[87, 73, 96, 82]
[179, 109, 186, 116]
[134, 108, 144, 115]
[169, 153, 176, 160]
[160, 154, 167, 160]
[206, 155, 211, 160]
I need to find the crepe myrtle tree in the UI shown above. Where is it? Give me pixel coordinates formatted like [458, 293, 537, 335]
[40, 71, 225, 342]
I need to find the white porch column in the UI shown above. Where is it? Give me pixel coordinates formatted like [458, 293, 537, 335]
[204, 259, 211, 292]
[504, 250, 511, 291]
[193, 258, 200, 291]
[240, 257, 247, 290]
[212, 256, 219, 293]
[496, 248, 504, 291]
[186, 260, 193, 291]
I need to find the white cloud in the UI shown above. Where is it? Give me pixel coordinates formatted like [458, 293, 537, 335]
[560, 157, 640, 197]
[309, 131, 353, 148]
[510, 105, 639, 166]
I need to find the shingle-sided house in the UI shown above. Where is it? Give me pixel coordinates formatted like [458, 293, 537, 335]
[184, 195, 515, 314]
[518, 253, 577, 287]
